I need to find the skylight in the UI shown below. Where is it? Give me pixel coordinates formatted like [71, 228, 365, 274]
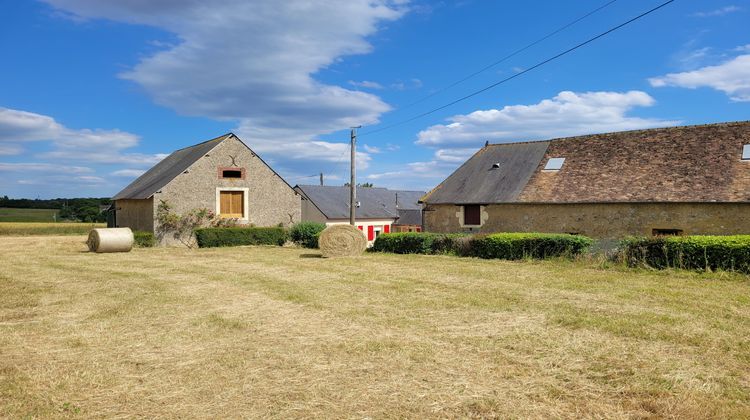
[743, 144, 750, 160]
[544, 157, 565, 171]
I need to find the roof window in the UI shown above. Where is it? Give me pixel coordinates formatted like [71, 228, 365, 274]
[491, 162, 501, 169]
[743, 144, 750, 160]
[544, 157, 565, 171]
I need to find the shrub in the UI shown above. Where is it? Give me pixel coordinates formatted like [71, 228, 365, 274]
[194, 227, 289, 248]
[133, 231, 155, 248]
[289, 222, 326, 248]
[372, 232, 440, 254]
[372, 232, 592, 260]
[468, 233, 593, 260]
[622, 235, 750, 273]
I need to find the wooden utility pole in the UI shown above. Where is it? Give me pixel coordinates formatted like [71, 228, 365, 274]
[319, 172, 324, 186]
[349, 126, 360, 225]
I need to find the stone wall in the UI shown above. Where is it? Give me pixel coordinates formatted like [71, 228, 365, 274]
[152, 136, 301, 244]
[114, 198, 153, 232]
[423, 202, 750, 239]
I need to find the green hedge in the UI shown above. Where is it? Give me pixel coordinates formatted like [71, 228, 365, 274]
[195, 227, 288, 248]
[469, 233, 593, 260]
[372, 232, 592, 259]
[622, 235, 750, 273]
[289, 221, 326, 248]
[133, 231, 155, 248]
[371, 232, 468, 254]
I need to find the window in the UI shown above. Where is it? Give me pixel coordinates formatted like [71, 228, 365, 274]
[743, 144, 750, 160]
[463, 205, 481, 225]
[222, 169, 243, 178]
[652, 228, 683, 236]
[219, 190, 244, 218]
[544, 157, 565, 171]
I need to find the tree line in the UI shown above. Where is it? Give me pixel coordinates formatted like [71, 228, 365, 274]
[0, 196, 111, 223]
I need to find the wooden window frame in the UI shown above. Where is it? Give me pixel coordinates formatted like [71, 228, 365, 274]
[463, 205, 482, 226]
[215, 187, 249, 220]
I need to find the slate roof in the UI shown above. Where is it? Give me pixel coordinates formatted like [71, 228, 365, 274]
[296, 185, 424, 220]
[422, 121, 750, 204]
[113, 134, 232, 200]
[396, 209, 423, 226]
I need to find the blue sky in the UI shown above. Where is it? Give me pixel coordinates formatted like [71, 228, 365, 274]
[1, 0, 748, 198]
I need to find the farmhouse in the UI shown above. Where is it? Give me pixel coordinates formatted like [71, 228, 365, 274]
[294, 185, 425, 243]
[112, 133, 300, 243]
[421, 121, 750, 239]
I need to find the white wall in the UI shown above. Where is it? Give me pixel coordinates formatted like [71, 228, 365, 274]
[325, 219, 395, 245]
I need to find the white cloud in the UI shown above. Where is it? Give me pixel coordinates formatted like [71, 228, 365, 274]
[691, 5, 741, 17]
[0, 162, 93, 174]
[416, 90, 678, 147]
[112, 169, 146, 177]
[42, 0, 406, 164]
[0, 107, 163, 165]
[363, 144, 381, 153]
[349, 80, 384, 89]
[649, 54, 750, 102]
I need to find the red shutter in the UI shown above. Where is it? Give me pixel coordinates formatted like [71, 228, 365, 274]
[384, 224, 390, 234]
[357, 225, 363, 231]
[367, 225, 374, 241]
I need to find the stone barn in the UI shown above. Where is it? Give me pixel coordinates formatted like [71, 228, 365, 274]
[421, 121, 750, 240]
[112, 133, 300, 243]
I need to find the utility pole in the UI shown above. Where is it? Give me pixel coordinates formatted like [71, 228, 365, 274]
[319, 172, 324, 186]
[349, 126, 360, 225]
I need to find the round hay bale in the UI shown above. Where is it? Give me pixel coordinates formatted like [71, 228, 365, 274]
[318, 224, 367, 258]
[87, 228, 134, 253]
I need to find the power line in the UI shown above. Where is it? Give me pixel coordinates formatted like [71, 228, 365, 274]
[361, 0, 675, 137]
[400, 0, 619, 111]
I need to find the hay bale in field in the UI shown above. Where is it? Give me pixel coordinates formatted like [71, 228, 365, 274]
[87, 228, 134, 253]
[318, 224, 367, 258]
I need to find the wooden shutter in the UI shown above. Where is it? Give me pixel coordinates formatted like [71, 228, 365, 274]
[367, 225, 374, 241]
[220, 191, 244, 218]
[464, 205, 481, 225]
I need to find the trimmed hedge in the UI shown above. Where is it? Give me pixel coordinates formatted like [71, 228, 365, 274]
[469, 233, 593, 260]
[622, 235, 750, 273]
[133, 231, 155, 248]
[371, 232, 468, 254]
[289, 221, 326, 248]
[372, 232, 592, 259]
[195, 227, 288, 248]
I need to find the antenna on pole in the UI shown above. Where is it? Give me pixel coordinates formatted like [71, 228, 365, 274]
[349, 126, 361, 226]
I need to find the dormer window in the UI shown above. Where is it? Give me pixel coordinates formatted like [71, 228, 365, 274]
[219, 167, 245, 179]
[491, 162, 501, 169]
[544, 157, 565, 171]
[743, 144, 750, 160]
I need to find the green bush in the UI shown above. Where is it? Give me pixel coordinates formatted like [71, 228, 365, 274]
[133, 231, 155, 248]
[622, 235, 750, 273]
[195, 227, 288, 248]
[289, 221, 326, 248]
[468, 233, 593, 260]
[372, 232, 592, 260]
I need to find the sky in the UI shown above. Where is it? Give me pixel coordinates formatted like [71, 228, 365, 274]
[1, 0, 749, 198]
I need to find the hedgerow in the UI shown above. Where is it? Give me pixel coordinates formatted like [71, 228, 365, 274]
[622, 235, 750, 273]
[372, 232, 592, 260]
[133, 231, 155, 248]
[195, 227, 288, 248]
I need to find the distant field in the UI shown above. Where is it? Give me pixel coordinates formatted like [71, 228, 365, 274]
[0, 222, 104, 236]
[0, 207, 59, 222]
[1, 236, 749, 418]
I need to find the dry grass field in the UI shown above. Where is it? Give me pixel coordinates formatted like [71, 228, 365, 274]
[1, 235, 750, 418]
[0, 222, 105, 236]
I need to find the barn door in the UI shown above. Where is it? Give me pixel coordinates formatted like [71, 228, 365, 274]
[219, 191, 244, 218]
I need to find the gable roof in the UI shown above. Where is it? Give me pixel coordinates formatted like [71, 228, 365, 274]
[295, 185, 424, 220]
[422, 121, 750, 204]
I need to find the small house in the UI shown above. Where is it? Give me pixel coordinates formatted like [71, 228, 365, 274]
[112, 133, 300, 244]
[421, 121, 750, 239]
[294, 185, 425, 243]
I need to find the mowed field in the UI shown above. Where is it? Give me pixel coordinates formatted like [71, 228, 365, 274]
[0, 207, 58, 223]
[0, 222, 104, 236]
[1, 236, 750, 418]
